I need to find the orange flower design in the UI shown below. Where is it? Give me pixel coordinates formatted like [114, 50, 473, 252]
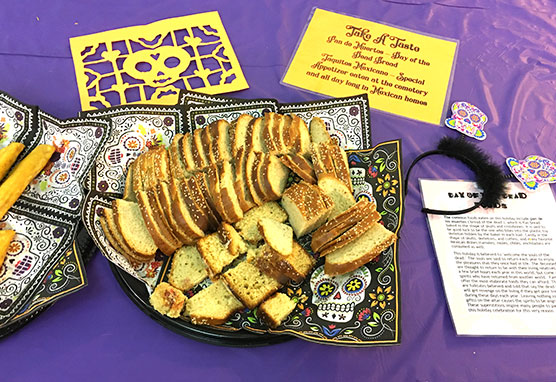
[375, 174, 398, 197]
[369, 286, 394, 309]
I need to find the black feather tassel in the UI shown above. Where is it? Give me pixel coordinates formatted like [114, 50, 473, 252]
[437, 136, 508, 208]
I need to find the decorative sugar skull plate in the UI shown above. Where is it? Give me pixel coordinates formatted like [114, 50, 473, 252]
[506, 155, 556, 190]
[69, 12, 248, 111]
[445, 101, 488, 140]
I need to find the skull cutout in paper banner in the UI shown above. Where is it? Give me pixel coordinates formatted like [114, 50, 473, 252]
[310, 265, 371, 323]
[506, 155, 556, 190]
[445, 102, 488, 140]
[350, 167, 376, 204]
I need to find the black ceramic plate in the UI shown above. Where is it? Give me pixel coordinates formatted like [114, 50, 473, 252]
[109, 263, 293, 347]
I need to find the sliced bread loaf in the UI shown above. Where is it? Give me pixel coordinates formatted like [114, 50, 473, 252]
[258, 292, 297, 328]
[150, 282, 187, 318]
[257, 217, 293, 256]
[185, 279, 244, 325]
[222, 260, 282, 310]
[234, 201, 288, 244]
[280, 181, 334, 238]
[168, 245, 208, 291]
[112, 199, 158, 258]
[324, 222, 397, 276]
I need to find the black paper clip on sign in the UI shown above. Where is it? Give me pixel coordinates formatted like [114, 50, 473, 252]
[404, 136, 508, 215]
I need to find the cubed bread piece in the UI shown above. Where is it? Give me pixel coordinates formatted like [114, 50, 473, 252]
[257, 217, 293, 256]
[197, 232, 241, 278]
[168, 245, 208, 291]
[180, 132, 197, 172]
[230, 114, 253, 156]
[258, 293, 297, 328]
[309, 116, 332, 144]
[318, 175, 356, 219]
[112, 199, 158, 258]
[218, 222, 248, 257]
[222, 261, 282, 310]
[280, 153, 317, 184]
[136, 190, 182, 255]
[311, 199, 377, 253]
[253, 242, 315, 283]
[156, 181, 198, 245]
[150, 282, 187, 318]
[324, 223, 397, 276]
[281, 182, 334, 238]
[234, 201, 288, 244]
[259, 153, 290, 201]
[185, 279, 244, 325]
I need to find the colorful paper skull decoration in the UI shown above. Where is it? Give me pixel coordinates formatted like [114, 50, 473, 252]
[506, 155, 556, 190]
[445, 102, 488, 140]
[350, 167, 376, 204]
[310, 265, 371, 323]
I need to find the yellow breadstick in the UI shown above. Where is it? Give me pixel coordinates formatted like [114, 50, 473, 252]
[0, 230, 15, 268]
[0, 142, 25, 182]
[0, 144, 55, 220]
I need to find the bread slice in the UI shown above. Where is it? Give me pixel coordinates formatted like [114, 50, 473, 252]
[204, 164, 230, 222]
[245, 117, 267, 153]
[111, 199, 158, 258]
[258, 292, 296, 328]
[218, 222, 248, 257]
[142, 146, 166, 191]
[259, 153, 290, 201]
[254, 241, 315, 283]
[230, 114, 253, 156]
[185, 279, 244, 325]
[135, 190, 182, 255]
[311, 199, 377, 253]
[222, 260, 282, 310]
[329, 143, 353, 193]
[156, 181, 198, 245]
[262, 112, 280, 153]
[186, 175, 219, 231]
[131, 150, 148, 194]
[179, 178, 211, 233]
[168, 245, 208, 291]
[168, 133, 190, 181]
[290, 114, 311, 158]
[123, 162, 137, 202]
[309, 116, 332, 144]
[201, 124, 215, 166]
[257, 217, 293, 256]
[233, 147, 256, 211]
[311, 142, 337, 180]
[245, 150, 266, 206]
[234, 201, 288, 244]
[318, 175, 356, 218]
[218, 161, 244, 223]
[193, 172, 223, 223]
[168, 177, 206, 239]
[150, 282, 187, 318]
[192, 128, 210, 169]
[324, 223, 397, 276]
[197, 232, 241, 278]
[280, 153, 316, 184]
[281, 182, 334, 238]
[209, 119, 233, 163]
[180, 132, 197, 172]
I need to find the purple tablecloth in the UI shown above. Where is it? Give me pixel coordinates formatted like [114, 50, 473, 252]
[2, 1, 556, 380]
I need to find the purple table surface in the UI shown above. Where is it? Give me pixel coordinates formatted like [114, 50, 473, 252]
[2, 0, 556, 381]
